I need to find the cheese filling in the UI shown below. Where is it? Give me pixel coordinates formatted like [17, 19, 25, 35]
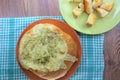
[19, 24, 77, 72]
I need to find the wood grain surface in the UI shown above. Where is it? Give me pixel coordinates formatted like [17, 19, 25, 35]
[0, 0, 120, 80]
[104, 24, 120, 80]
[0, 0, 60, 17]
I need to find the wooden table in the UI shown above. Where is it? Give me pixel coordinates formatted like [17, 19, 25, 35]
[0, 0, 120, 80]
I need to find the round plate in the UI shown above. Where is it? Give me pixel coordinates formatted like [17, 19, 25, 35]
[59, 0, 120, 34]
[16, 19, 82, 80]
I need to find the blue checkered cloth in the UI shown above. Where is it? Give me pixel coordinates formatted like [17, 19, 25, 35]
[0, 16, 104, 80]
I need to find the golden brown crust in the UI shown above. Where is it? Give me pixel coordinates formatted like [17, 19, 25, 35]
[72, 3, 84, 18]
[23, 24, 77, 80]
[100, 2, 114, 11]
[92, 0, 103, 8]
[86, 12, 96, 26]
[96, 8, 109, 18]
[84, 0, 93, 14]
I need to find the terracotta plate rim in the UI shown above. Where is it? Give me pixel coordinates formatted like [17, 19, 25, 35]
[16, 18, 82, 80]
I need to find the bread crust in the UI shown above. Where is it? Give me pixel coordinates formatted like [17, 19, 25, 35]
[72, 3, 84, 18]
[84, 0, 93, 14]
[19, 24, 77, 80]
[92, 0, 103, 8]
[86, 13, 96, 26]
[96, 8, 109, 18]
[100, 2, 114, 11]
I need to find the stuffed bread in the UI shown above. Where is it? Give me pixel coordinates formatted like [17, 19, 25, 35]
[19, 23, 78, 80]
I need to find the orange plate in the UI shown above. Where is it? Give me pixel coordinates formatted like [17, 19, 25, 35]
[16, 19, 82, 80]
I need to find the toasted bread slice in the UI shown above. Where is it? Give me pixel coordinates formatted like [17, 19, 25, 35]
[92, 0, 103, 8]
[72, 3, 84, 18]
[100, 2, 114, 11]
[86, 12, 96, 26]
[84, 0, 93, 14]
[96, 8, 109, 18]
[19, 24, 78, 80]
[69, 0, 82, 2]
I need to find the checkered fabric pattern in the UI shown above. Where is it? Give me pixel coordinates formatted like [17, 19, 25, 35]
[0, 16, 104, 80]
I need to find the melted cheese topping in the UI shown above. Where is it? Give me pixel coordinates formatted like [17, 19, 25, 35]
[19, 24, 77, 72]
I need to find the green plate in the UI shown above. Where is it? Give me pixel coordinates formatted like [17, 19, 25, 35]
[59, 0, 120, 34]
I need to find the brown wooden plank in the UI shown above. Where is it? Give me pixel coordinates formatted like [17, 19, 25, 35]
[0, 0, 60, 17]
[104, 23, 120, 80]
